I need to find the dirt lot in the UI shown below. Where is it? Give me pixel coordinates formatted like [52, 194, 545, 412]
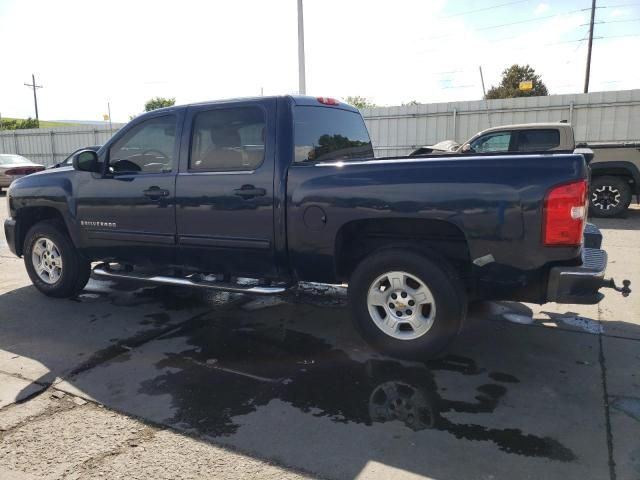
[1, 193, 639, 480]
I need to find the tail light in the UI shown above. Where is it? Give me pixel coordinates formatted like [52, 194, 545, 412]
[4, 167, 44, 176]
[543, 180, 588, 246]
[317, 97, 340, 105]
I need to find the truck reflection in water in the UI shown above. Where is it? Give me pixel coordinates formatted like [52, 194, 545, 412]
[139, 312, 575, 462]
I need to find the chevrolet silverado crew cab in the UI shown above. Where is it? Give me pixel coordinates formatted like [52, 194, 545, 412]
[411, 122, 640, 218]
[3, 96, 631, 359]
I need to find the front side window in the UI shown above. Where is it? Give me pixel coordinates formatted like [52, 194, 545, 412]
[190, 107, 265, 171]
[294, 106, 374, 163]
[109, 115, 176, 174]
[516, 129, 560, 151]
[470, 132, 512, 153]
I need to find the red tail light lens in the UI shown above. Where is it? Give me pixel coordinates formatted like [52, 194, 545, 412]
[317, 97, 340, 105]
[543, 180, 588, 246]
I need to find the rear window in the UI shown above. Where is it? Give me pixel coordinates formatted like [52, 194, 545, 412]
[516, 129, 560, 152]
[294, 106, 373, 163]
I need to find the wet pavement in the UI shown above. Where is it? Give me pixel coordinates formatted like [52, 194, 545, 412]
[1, 201, 640, 479]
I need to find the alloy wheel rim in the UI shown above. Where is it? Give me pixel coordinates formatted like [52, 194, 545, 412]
[366, 270, 436, 340]
[592, 185, 621, 210]
[31, 237, 63, 284]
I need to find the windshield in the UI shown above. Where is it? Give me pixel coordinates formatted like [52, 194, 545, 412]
[0, 154, 30, 165]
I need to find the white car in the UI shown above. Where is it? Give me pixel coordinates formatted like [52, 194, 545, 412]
[0, 154, 45, 193]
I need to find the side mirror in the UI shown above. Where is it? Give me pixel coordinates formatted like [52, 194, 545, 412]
[73, 150, 100, 173]
[461, 144, 473, 153]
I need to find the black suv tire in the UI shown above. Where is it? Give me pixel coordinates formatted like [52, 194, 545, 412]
[23, 220, 91, 298]
[589, 176, 632, 218]
[348, 249, 466, 360]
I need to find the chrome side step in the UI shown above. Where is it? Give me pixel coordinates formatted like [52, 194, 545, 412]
[92, 263, 288, 295]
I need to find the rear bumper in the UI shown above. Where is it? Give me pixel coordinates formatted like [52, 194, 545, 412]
[547, 247, 607, 304]
[3, 217, 18, 256]
[546, 223, 631, 304]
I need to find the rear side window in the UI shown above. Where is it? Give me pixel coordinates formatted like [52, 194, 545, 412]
[516, 129, 560, 152]
[294, 106, 373, 163]
[190, 106, 265, 171]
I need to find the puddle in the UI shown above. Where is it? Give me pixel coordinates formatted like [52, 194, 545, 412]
[139, 316, 575, 462]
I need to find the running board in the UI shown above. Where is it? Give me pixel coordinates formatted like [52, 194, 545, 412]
[92, 263, 288, 295]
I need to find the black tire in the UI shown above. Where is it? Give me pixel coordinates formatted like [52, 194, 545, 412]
[23, 220, 91, 298]
[589, 176, 632, 218]
[348, 249, 466, 360]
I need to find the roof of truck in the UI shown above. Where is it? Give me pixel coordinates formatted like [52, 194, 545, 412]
[476, 122, 572, 135]
[149, 95, 359, 114]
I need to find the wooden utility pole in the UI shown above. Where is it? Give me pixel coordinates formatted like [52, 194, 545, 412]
[584, 0, 596, 93]
[24, 74, 43, 123]
[479, 66, 492, 127]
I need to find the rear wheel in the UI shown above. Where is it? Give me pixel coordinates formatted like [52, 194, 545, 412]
[589, 176, 632, 218]
[348, 249, 466, 360]
[24, 220, 91, 297]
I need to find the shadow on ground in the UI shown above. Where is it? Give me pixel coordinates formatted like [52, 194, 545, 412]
[591, 205, 640, 231]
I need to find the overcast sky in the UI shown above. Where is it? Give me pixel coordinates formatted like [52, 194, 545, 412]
[1, 0, 638, 122]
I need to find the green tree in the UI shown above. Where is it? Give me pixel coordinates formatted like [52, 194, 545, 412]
[344, 96, 376, 109]
[485, 64, 549, 99]
[144, 97, 176, 112]
[0, 117, 39, 130]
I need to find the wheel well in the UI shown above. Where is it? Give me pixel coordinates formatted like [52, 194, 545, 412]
[334, 218, 471, 282]
[590, 168, 637, 189]
[15, 207, 67, 256]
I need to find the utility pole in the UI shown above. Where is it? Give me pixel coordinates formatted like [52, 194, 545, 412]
[479, 66, 492, 127]
[107, 102, 113, 135]
[297, 0, 306, 95]
[479, 66, 487, 98]
[584, 0, 596, 93]
[24, 74, 43, 123]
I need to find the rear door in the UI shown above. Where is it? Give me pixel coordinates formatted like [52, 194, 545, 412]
[175, 99, 277, 277]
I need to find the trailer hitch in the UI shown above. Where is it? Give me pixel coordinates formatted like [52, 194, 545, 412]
[602, 278, 632, 297]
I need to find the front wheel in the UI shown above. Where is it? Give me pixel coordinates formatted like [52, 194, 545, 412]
[24, 220, 91, 298]
[348, 249, 466, 360]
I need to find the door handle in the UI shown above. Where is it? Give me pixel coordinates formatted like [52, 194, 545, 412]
[233, 185, 266, 199]
[143, 186, 170, 199]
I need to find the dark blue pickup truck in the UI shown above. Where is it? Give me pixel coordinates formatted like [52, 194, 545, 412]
[3, 96, 631, 358]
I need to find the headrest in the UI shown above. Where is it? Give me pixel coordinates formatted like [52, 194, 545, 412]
[210, 127, 240, 148]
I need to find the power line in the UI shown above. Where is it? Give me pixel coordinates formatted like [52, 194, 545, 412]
[596, 2, 640, 7]
[423, 7, 589, 41]
[476, 8, 587, 31]
[438, 0, 531, 19]
[597, 17, 640, 23]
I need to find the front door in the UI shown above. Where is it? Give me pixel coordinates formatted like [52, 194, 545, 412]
[175, 100, 276, 277]
[76, 113, 181, 265]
